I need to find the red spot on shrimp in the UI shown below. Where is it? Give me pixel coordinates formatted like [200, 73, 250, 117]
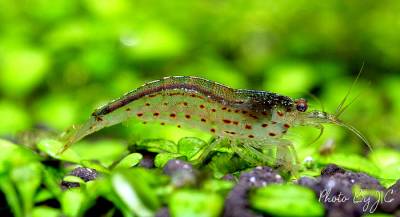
[262, 123, 268, 128]
[137, 113, 143, 117]
[211, 109, 216, 112]
[227, 109, 232, 112]
[210, 128, 216, 133]
[163, 102, 168, 106]
[245, 124, 252, 129]
[153, 112, 159, 117]
[145, 103, 150, 106]
[249, 114, 259, 120]
[261, 111, 268, 116]
[201, 118, 206, 122]
[283, 124, 290, 128]
[234, 109, 240, 113]
[232, 121, 239, 125]
[183, 102, 188, 106]
[170, 113, 176, 118]
[242, 111, 248, 114]
[185, 114, 191, 119]
[223, 119, 231, 124]
[269, 132, 276, 137]
[199, 104, 205, 109]
[277, 111, 284, 117]
[248, 135, 255, 138]
[271, 121, 277, 124]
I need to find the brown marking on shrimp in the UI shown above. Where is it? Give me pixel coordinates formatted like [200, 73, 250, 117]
[223, 119, 231, 124]
[245, 124, 252, 130]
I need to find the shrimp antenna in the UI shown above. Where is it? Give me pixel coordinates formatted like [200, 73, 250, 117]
[308, 124, 324, 146]
[335, 92, 362, 118]
[333, 120, 373, 151]
[335, 62, 365, 118]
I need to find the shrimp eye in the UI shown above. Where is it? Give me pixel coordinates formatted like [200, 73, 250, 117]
[295, 98, 308, 112]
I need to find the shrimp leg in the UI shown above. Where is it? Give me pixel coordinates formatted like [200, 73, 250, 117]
[190, 137, 222, 165]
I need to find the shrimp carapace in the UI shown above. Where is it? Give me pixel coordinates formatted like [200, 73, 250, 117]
[58, 76, 370, 170]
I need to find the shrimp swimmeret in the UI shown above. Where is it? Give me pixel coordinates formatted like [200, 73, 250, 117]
[59, 76, 371, 170]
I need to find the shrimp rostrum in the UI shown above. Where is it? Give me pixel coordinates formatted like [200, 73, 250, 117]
[59, 76, 370, 171]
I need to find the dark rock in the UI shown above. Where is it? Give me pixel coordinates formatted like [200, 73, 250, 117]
[61, 167, 97, 189]
[163, 159, 193, 176]
[299, 164, 386, 217]
[139, 152, 155, 168]
[222, 174, 235, 181]
[379, 180, 400, 213]
[223, 166, 283, 217]
[163, 159, 196, 187]
[155, 207, 170, 217]
[321, 164, 346, 177]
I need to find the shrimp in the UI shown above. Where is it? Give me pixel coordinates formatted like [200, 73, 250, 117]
[58, 76, 370, 172]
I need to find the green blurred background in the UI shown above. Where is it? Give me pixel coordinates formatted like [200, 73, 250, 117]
[1, 0, 400, 152]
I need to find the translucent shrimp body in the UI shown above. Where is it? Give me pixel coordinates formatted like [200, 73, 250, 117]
[59, 76, 369, 169]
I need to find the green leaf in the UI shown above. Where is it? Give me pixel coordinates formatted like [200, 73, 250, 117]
[137, 139, 177, 153]
[32, 206, 61, 217]
[0, 101, 30, 134]
[250, 184, 324, 217]
[0, 47, 49, 97]
[208, 153, 249, 178]
[80, 160, 110, 174]
[34, 189, 54, 203]
[73, 140, 127, 167]
[154, 153, 184, 168]
[63, 175, 86, 184]
[0, 139, 39, 173]
[170, 190, 223, 217]
[369, 148, 400, 186]
[11, 162, 43, 215]
[363, 214, 394, 217]
[202, 180, 234, 196]
[112, 169, 160, 217]
[0, 176, 22, 217]
[318, 153, 381, 177]
[60, 189, 86, 217]
[177, 137, 207, 160]
[114, 153, 143, 169]
[37, 139, 80, 163]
